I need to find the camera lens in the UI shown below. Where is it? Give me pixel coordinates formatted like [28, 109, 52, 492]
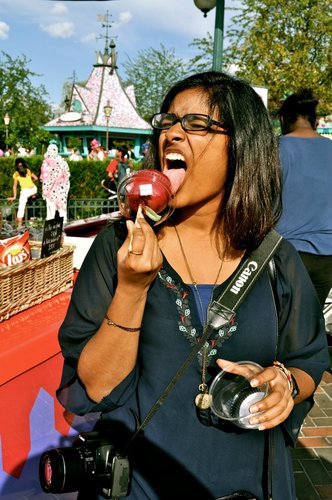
[228, 386, 265, 418]
[39, 447, 96, 493]
[212, 373, 248, 418]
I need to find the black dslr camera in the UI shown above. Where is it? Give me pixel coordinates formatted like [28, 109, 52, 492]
[39, 431, 130, 498]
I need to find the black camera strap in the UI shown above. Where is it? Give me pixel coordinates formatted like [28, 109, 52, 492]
[123, 229, 283, 452]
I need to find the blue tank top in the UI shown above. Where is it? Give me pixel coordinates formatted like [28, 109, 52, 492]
[189, 284, 214, 324]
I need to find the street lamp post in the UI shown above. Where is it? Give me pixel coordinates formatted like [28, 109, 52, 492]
[3, 113, 10, 149]
[103, 100, 112, 154]
[193, 0, 225, 71]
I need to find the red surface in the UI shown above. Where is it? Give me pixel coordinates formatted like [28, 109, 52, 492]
[0, 353, 74, 478]
[0, 291, 73, 478]
[0, 291, 71, 386]
[64, 215, 109, 237]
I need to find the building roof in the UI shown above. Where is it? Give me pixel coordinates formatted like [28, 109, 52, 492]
[44, 48, 151, 133]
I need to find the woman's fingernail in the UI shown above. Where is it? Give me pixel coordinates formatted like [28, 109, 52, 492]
[250, 378, 259, 387]
[249, 417, 259, 425]
[126, 220, 134, 231]
[250, 406, 259, 413]
[135, 206, 144, 227]
[137, 205, 144, 218]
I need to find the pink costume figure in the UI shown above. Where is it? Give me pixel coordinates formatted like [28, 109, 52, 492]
[40, 144, 70, 224]
[88, 139, 105, 161]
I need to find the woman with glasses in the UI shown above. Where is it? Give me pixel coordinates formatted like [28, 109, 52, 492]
[56, 72, 329, 499]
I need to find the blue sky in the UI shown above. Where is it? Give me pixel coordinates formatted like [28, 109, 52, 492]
[0, 0, 238, 107]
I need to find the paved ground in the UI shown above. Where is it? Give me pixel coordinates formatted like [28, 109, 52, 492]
[291, 344, 332, 499]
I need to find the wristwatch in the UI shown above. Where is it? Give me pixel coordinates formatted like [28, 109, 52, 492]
[290, 374, 300, 399]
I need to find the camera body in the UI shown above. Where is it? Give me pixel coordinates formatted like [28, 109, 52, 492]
[39, 431, 130, 498]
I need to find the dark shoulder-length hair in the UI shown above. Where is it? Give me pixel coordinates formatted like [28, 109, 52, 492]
[145, 71, 281, 252]
[15, 157, 28, 177]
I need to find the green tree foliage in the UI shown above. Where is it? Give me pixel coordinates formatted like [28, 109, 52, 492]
[0, 52, 53, 152]
[223, 0, 332, 113]
[67, 137, 82, 151]
[122, 44, 191, 121]
[188, 32, 214, 73]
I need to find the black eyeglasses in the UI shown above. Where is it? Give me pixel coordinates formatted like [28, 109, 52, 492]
[151, 113, 227, 132]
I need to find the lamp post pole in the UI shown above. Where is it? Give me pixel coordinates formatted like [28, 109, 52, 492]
[193, 0, 225, 71]
[212, 0, 225, 71]
[103, 100, 112, 154]
[4, 113, 10, 149]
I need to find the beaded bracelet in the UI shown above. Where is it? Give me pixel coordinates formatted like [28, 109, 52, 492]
[273, 361, 294, 393]
[104, 313, 141, 332]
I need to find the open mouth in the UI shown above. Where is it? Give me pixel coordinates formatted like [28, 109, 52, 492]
[163, 152, 186, 194]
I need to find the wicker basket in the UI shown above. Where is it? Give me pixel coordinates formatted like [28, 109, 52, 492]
[0, 243, 74, 322]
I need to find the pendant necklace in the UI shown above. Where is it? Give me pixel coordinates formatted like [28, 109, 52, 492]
[173, 225, 225, 410]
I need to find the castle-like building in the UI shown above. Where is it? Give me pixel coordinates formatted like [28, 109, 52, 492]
[43, 16, 151, 158]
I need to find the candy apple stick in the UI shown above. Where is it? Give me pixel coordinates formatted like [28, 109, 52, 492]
[128, 205, 143, 253]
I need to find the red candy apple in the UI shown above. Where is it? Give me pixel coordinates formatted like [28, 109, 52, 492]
[118, 169, 172, 221]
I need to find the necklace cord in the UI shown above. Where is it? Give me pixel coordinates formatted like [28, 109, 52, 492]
[173, 224, 225, 397]
[173, 224, 225, 324]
